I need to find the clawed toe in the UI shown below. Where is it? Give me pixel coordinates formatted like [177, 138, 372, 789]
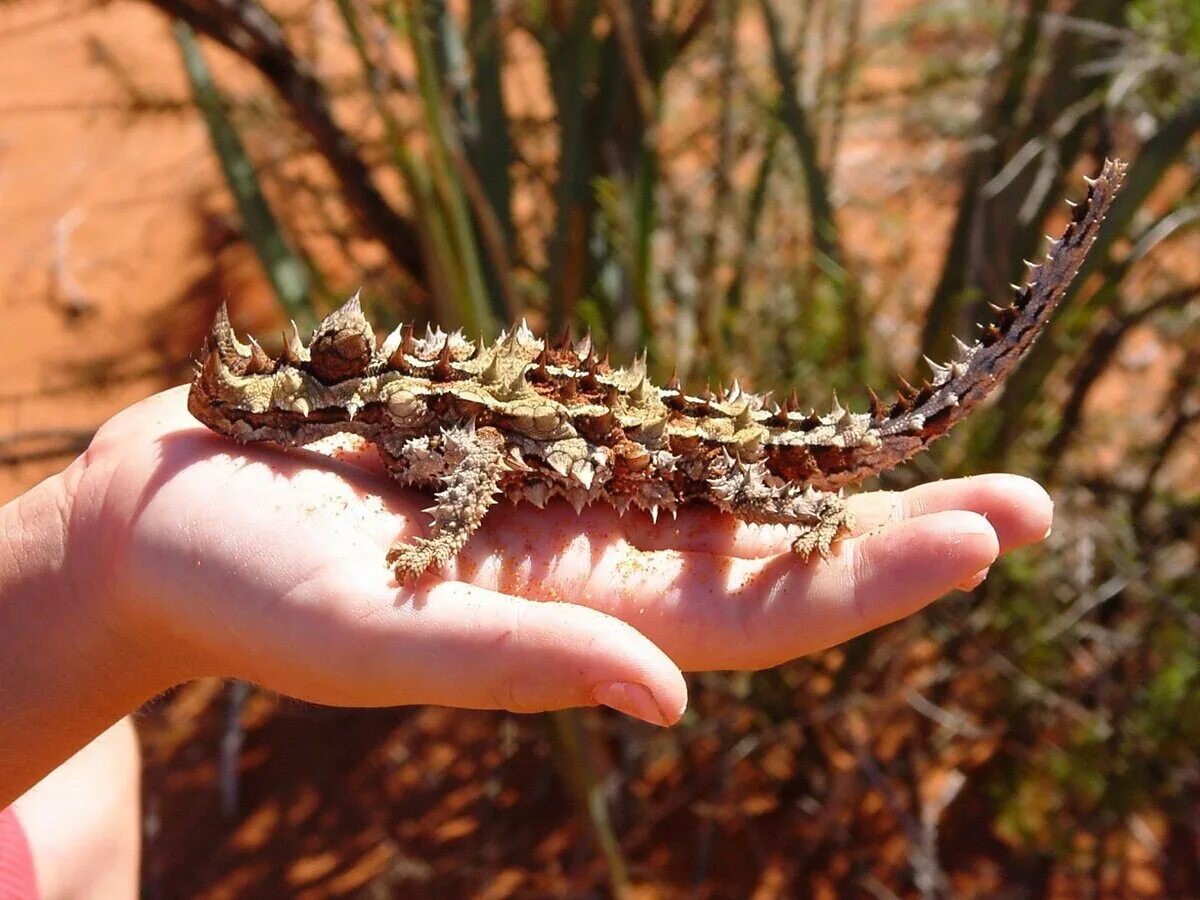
[791, 503, 855, 561]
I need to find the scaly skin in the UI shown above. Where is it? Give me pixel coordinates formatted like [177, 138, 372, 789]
[188, 160, 1127, 579]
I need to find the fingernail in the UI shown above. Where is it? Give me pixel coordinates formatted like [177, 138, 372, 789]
[592, 681, 671, 727]
[958, 567, 990, 591]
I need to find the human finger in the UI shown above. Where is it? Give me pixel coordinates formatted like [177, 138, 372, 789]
[476, 509, 999, 672]
[233, 572, 688, 727]
[618, 474, 1052, 560]
[844, 473, 1053, 551]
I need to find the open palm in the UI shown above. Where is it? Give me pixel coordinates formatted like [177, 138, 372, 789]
[67, 386, 1052, 726]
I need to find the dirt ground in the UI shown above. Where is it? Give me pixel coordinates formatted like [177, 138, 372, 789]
[0, 0, 286, 501]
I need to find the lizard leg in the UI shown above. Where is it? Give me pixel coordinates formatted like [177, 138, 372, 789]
[709, 459, 854, 560]
[382, 425, 508, 581]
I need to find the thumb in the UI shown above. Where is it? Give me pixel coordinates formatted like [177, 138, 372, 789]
[273, 580, 689, 727]
[413, 583, 689, 725]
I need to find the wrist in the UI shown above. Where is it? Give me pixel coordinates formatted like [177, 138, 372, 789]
[0, 468, 168, 804]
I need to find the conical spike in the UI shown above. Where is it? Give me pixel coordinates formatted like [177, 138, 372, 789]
[571, 460, 595, 490]
[501, 323, 521, 350]
[830, 391, 844, 416]
[579, 351, 598, 381]
[199, 347, 227, 393]
[922, 355, 950, 383]
[210, 300, 232, 342]
[282, 320, 307, 366]
[507, 447, 530, 471]
[532, 345, 551, 380]
[735, 403, 755, 429]
[1002, 302, 1019, 319]
[633, 349, 649, 377]
[246, 337, 274, 375]
[505, 367, 528, 396]
[575, 331, 593, 360]
[516, 317, 535, 344]
[547, 453, 571, 478]
[867, 386, 885, 419]
[434, 338, 455, 379]
[323, 292, 372, 341]
[481, 353, 502, 384]
[209, 302, 249, 364]
[631, 374, 652, 405]
[952, 336, 972, 358]
[385, 323, 416, 371]
[555, 325, 573, 351]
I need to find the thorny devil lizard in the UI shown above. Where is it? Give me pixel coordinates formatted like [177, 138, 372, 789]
[188, 159, 1126, 581]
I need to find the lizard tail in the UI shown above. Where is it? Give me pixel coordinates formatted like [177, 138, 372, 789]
[780, 158, 1127, 490]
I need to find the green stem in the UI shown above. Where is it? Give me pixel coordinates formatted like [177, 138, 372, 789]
[173, 21, 312, 327]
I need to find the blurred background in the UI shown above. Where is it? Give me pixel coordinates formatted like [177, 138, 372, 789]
[1, 0, 1198, 895]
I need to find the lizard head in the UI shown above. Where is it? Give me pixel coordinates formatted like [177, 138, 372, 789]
[187, 294, 378, 439]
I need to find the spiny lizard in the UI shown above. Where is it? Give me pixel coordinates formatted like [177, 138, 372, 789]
[188, 159, 1126, 580]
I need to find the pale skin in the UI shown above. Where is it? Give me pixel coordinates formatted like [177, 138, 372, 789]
[1, 385, 1054, 813]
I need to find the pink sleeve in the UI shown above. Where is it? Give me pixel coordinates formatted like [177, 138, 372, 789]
[0, 807, 38, 899]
